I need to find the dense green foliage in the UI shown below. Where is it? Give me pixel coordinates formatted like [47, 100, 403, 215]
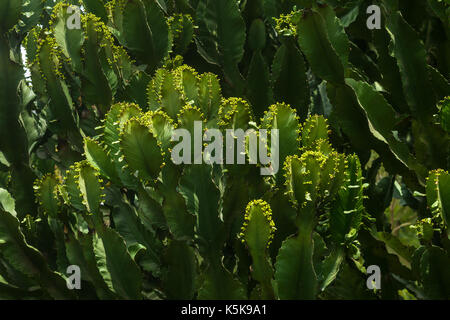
[0, 0, 449, 300]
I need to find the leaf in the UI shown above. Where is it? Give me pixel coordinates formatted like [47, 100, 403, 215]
[65, 233, 116, 300]
[18, 0, 44, 34]
[123, 0, 169, 70]
[318, 248, 345, 292]
[179, 165, 223, 256]
[0, 209, 75, 299]
[157, 164, 195, 240]
[326, 82, 393, 159]
[429, 66, 450, 103]
[169, 14, 194, 55]
[297, 9, 345, 84]
[248, 19, 266, 51]
[142, 0, 170, 67]
[373, 28, 409, 113]
[106, 187, 162, 276]
[83, 0, 108, 22]
[373, 232, 414, 268]
[196, 0, 246, 93]
[386, 12, 437, 121]
[345, 79, 419, 172]
[198, 262, 246, 300]
[418, 246, 450, 299]
[162, 240, 197, 300]
[0, 0, 22, 33]
[0, 37, 36, 218]
[316, 5, 350, 69]
[95, 227, 143, 299]
[0, 188, 16, 217]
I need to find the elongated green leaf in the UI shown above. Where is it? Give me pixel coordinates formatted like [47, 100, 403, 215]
[429, 66, 450, 102]
[0, 37, 36, 218]
[83, 0, 108, 22]
[316, 5, 349, 69]
[95, 227, 143, 300]
[0, 209, 75, 299]
[198, 262, 246, 300]
[65, 233, 116, 300]
[163, 240, 197, 300]
[373, 28, 409, 113]
[418, 246, 450, 299]
[123, 0, 169, 70]
[106, 187, 162, 276]
[386, 12, 437, 121]
[297, 9, 345, 84]
[179, 165, 223, 256]
[157, 164, 195, 240]
[0, 188, 16, 216]
[345, 79, 417, 171]
[196, 0, 246, 93]
[19, 0, 44, 34]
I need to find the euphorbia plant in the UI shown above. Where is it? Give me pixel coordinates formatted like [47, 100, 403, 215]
[0, 0, 449, 300]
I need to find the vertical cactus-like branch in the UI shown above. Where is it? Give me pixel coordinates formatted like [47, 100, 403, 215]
[0, 2, 37, 219]
[240, 200, 276, 299]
